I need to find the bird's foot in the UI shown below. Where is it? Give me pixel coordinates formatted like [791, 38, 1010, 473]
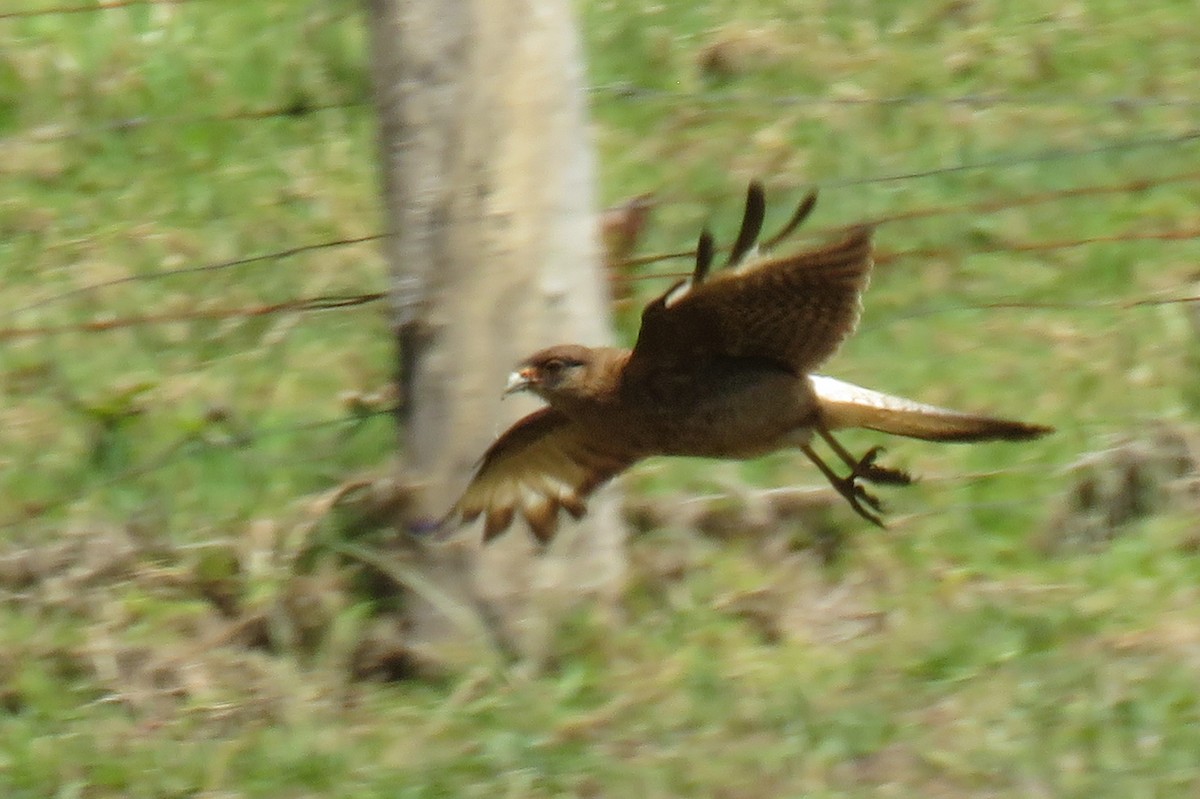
[801, 441, 911, 528]
[852, 446, 912, 486]
[829, 472, 886, 528]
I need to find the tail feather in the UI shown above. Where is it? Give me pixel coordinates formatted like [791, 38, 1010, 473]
[810, 375, 1052, 442]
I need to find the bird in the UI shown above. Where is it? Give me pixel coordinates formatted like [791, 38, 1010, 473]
[442, 182, 1052, 543]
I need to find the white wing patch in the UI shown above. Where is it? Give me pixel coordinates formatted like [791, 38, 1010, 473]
[664, 280, 692, 308]
[730, 245, 761, 272]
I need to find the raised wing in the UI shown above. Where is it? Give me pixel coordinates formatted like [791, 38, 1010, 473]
[632, 222, 874, 376]
[442, 408, 637, 544]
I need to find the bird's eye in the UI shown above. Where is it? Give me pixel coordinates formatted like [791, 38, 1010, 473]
[543, 358, 564, 373]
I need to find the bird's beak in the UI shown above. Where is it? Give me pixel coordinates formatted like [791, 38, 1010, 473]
[503, 368, 534, 397]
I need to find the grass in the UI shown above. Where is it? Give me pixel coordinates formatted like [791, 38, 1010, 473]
[2, 0, 1200, 796]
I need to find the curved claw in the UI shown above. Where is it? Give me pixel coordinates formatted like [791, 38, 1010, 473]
[845, 490, 885, 527]
[854, 446, 912, 486]
[854, 483, 884, 513]
[861, 446, 885, 468]
[834, 474, 886, 527]
[801, 442, 897, 528]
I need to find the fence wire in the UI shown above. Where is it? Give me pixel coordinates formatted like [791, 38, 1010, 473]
[0, 0, 205, 19]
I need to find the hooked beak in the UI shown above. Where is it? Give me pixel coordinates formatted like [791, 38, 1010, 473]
[503, 367, 534, 397]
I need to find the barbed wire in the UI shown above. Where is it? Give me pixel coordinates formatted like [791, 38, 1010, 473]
[860, 295, 1200, 336]
[823, 128, 1200, 188]
[4, 84, 1199, 149]
[589, 82, 1200, 111]
[5, 234, 382, 318]
[8, 167, 1198, 335]
[618, 168, 1200, 269]
[0, 292, 387, 341]
[18, 160, 1195, 317]
[3, 281, 1197, 345]
[0, 0, 207, 20]
[859, 170, 1200, 228]
[0, 101, 367, 151]
[6, 89, 1199, 150]
[631, 168, 1200, 266]
[874, 226, 1200, 264]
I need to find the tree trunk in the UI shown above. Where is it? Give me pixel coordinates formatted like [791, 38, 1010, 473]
[365, 0, 625, 666]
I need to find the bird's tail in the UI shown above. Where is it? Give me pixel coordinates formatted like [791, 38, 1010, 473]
[809, 375, 1052, 442]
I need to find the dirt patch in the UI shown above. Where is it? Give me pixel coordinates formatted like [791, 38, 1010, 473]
[1038, 421, 1199, 552]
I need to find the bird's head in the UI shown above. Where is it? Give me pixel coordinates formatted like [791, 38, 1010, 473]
[504, 344, 601, 405]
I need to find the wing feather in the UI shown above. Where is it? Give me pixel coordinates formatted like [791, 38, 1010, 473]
[632, 223, 874, 376]
[443, 408, 636, 543]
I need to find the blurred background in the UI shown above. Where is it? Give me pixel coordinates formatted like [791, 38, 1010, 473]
[2, 1, 1199, 796]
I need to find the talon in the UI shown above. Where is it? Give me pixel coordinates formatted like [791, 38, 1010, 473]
[847, 492, 885, 527]
[854, 484, 884, 514]
[801, 442, 895, 528]
[864, 464, 912, 486]
[832, 475, 886, 527]
[860, 446, 885, 469]
[852, 446, 912, 486]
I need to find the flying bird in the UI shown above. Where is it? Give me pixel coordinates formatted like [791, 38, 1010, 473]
[444, 182, 1052, 543]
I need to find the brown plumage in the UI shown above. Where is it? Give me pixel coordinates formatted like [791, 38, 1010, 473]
[444, 182, 1052, 542]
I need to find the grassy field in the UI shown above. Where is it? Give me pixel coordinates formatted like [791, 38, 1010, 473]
[2, 0, 1200, 796]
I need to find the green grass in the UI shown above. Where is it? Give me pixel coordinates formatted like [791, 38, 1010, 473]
[3, 0, 1200, 796]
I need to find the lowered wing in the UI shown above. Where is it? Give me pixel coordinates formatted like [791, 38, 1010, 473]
[442, 408, 637, 543]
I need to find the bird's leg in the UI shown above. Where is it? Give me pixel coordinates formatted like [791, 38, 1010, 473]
[818, 428, 912, 486]
[800, 444, 885, 528]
